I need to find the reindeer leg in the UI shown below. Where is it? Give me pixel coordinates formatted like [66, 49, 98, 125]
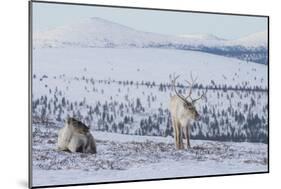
[177, 121, 184, 149]
[186, 126, 191, 148]
[172, 117, 179, 149]
[175, 119, 182, 150]
[175, 122, 180, 150]
[176, 128, 179, 149]
[179, 126, 184, 149]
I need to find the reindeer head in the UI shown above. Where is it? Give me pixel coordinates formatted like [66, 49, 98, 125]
[171, 73, 206, 121]
[182, 100, 200, 120]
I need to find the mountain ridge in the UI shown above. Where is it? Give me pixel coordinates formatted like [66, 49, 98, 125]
[34, 17, 268, 64]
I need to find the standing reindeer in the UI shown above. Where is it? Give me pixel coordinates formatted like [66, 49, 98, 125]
[169, 74, 206, 149]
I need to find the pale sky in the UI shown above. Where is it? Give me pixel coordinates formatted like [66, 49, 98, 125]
[32, 1, 268, 40]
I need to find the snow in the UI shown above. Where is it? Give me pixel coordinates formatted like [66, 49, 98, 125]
[34, 17, 182, 48]
[226, 31, 268, 48]
[33, 48, 267, 88]
[179, 33, 226, 41]
[34, 17, 267, 49]
[31, 47, 268, 142]
[33, 160, 266, 187]
[32, 123, 267, 187]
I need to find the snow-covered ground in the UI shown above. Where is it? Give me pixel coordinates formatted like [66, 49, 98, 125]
[32, 122, 267, 187]
[33, 48, 267, 88]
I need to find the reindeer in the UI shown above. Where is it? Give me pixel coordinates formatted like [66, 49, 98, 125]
[169, 74, 206, 149]
[57, 117, 97, 154]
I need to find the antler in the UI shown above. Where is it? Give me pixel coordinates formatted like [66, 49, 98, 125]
[184, 72, 198, 100]
[172, 73, 207, 105]
[190, 89, 207, 104]
[172, 74, 189, 103]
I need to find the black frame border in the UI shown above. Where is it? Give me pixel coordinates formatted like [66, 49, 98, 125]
[28, 0, 270, 188]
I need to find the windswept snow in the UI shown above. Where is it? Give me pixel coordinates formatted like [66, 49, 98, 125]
[33, 48, 267, 88]
[32, 122, 267, 187]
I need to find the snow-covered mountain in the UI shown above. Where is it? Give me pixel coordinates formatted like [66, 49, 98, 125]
[34, 17, 268, 64]
[34, 17, 224, 48]
[226, 31, 268, 47]
[34, 17, 170, 48]
[179, 33, 226, 42]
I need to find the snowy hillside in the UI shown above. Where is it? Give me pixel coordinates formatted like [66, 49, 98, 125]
[33, 48, 267, 88]
[32, 48, 268, 143]
[33, 17, 222, 48]
[226, 31, 268, 47]
[34, 17, 170, 48]
[32, 122, 267, 187]
[34, 17, 268, 64]
[179, 33, 226, 42]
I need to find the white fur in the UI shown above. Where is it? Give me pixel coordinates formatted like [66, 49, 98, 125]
[169, 95, 197, 149]
[57, 121, 96, 154]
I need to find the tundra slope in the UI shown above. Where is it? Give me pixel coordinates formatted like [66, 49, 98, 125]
[32, 121, 267, 187]
[32, 48, 268, 142]
[33, 48, 267, 88]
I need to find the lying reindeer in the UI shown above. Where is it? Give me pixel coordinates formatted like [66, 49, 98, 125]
[57, 117, 96, 154]
[169, 74, 206, 149]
